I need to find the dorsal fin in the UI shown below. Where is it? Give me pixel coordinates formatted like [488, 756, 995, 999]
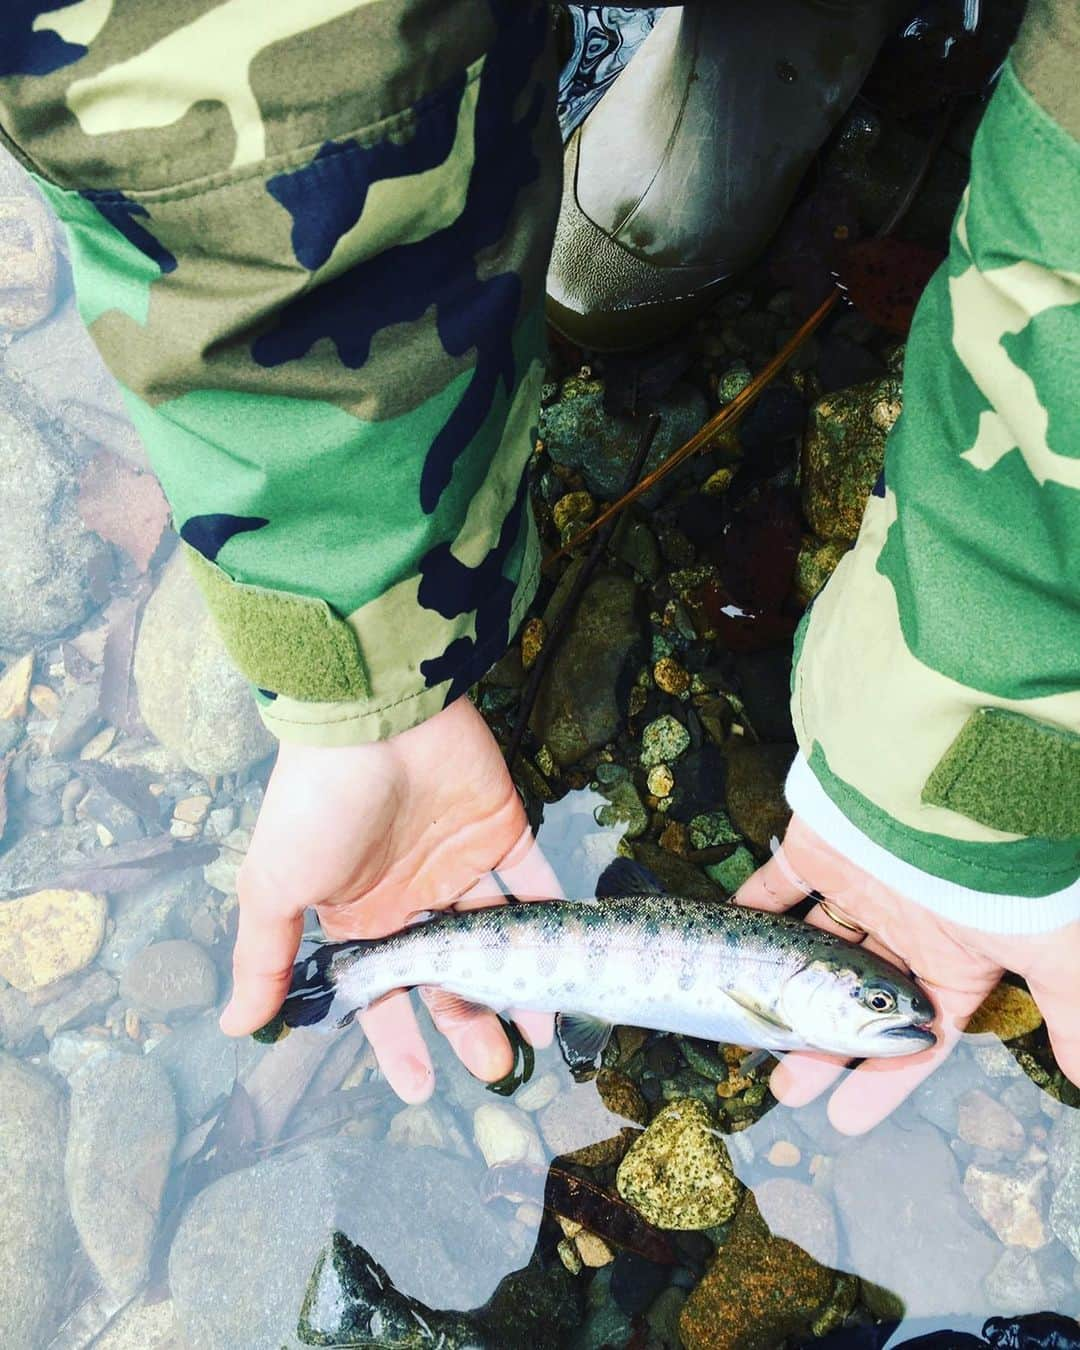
[596, 857, 667, 899]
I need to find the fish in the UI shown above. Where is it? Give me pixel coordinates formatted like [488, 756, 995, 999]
[278, 859, 937, 1068]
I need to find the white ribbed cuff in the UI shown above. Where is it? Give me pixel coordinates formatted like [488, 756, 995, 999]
[785, 753, 1080, 936]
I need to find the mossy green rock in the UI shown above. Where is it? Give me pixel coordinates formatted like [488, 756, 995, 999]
[801, 372, 902, 543]
[724, 742, 795, 850]
[616, 1098, 741, 1230]
[641, 715, 691, 769]
[679, 1192, 836, 1350]
[794, 535, 850, 606]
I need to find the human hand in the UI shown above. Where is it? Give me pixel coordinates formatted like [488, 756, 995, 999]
[735, 814, 1080, 1133]
[219, 696, 556, 1102]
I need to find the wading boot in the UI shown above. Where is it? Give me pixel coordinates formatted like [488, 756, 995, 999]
[547, 0, 901, 350]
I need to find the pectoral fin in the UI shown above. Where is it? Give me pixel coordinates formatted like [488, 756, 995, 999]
[419, 986, 494, 1027]
[724, 989, 793, 1037]
[555, 1012, 614, 1071]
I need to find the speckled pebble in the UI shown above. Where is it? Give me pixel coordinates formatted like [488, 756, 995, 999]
[646, 764, 675, 798]
[119, 940, 218, 1018]
[617, 1098, 741, 1230]
[0, 888, 107, 991]
[640, 716, 690, 769]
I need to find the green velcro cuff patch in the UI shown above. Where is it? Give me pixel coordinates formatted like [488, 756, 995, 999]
[923, 708, 1080, 840]
[183, 544, 369, 703]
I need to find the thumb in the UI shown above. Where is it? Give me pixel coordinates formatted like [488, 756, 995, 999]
[220, 895, 305, 1036]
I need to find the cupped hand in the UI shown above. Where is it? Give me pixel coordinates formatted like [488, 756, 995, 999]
[219, 696, 557, 1102]
[735, 814, 1080, 1133]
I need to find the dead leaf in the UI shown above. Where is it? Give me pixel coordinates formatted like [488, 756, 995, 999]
[834, 237, 945, 336]
[99, 590, 149, 735]
[51, 835, 218, 894]
[78, 452, 171, 573]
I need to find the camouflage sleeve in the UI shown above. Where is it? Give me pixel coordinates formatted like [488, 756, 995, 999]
[788, 0, 1080, 932]
[0, 0, 560, 746]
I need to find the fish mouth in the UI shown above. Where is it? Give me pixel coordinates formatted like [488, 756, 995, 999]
[881, 1023, 937, 1047]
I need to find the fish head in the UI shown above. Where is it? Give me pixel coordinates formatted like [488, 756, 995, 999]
[778, 949, 937, 1058]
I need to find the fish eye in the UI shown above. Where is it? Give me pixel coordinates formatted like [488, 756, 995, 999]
[866, 988, 897, 1014]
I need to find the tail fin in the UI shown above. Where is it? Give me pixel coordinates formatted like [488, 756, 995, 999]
[280, 938, 368, 1030]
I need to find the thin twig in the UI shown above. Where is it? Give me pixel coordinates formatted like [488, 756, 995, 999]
[544, 98, 959, 566]
[505, 413, 662, 766]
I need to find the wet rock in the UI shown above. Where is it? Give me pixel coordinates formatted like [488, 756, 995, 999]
[1049, 1161, 1080, 1261]
[0, 192, 57, 330]
[100, 868, 212, 975]
[0, 887, 107, 990]
[134, 552, 275, 776]
[5, 295, 148, 465]
[957, 1088, 1026, 1154]
[92, 1293, 183, 1350]
[963, 1164, 1049, 1249]
[679, 1191, 835, 1350]
[473, 1102, 545, 1167]
[968, 984, 1044, 1041]
[0, 651, 34, 720]
[169, 1141, 520, 1349]
[0, 981, 38, 1049]
[515, 1070, 561, 1113]
[704, 845, 758, 894]
[613, 517, 661, 582]
[0, 819, 100, 893]
[539, 1072, 647, 1167]
[541, 380, 708, 502]
[298, 1231, 489, 1349]
[833, 1119, 999, 1314]
[617, 1098, 741, 1230]
[594, 779, 648, 839]
[570, 1268, 632, 1350]
[0, 1054, 72, 1347]
[647, 1285, 688, 1348]
[388, 1103, 467, 1155]
[641, 714, 691, 769]
[49, 681, 103, 757]
[119, 938, 218, 1018]
[631, 842, 725, 903]
[801, 371, 902, 542]
[795, 534, 850, 605]
[66, 1052, 177, 1297]
[723, 741, 795, 849]
[610, 1249, 670, 1315]
[37, 967, 117, 1038]
[983, 1249, 1051, 1314]
[48, 1026, 117, 1077]
[753, 1177, 839, 1267]
[530, 568, 644, 767]
[481, 1258, 585, 1350]
[0, 395, 111, 648]
[150, 1008, 261, 1126]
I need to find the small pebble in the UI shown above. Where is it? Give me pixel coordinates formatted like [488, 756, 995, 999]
[576, 1232, 615, 1267]
[95, 824, 116, 847]
[653, 657, 690, 697]
[515, 1070, 561, 1113]
[640, 715, 691, 769]
[557, 1216, 583, 1239]
[29, 684, 61, 719]
[767, 1140, 802, 1168]
[0, 654, 34, 720]
[557, 1238, 583, 1275]
[206, 806, 237, 838]
[80, 727, 116, 761]
[173, 795, 211, 825]
[552, 490, 595, 533]
[124, 1008, 142, 1041]
[659, 820, 689, 856]
[646, 764, 675, 798]
[520, 617, 546, 672]
[170, 820, 200, 840]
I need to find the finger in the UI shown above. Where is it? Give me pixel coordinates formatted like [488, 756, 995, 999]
[771, 1050, 851, 1107]
[512, 1008, 554, 1048]
[1026, 972, 1080, 1089]
[496, 824, 561, 902]
[417, 986, 516, 1083]
[219, 903, 305, 1036]
[824, 981, 994, 1135]
[360, 991, 436, 1104]
[732, 851, 812, 913]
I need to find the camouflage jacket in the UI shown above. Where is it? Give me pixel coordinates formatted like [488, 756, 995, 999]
[0, 0, 1076, 926]
[0, 0, 560, 746]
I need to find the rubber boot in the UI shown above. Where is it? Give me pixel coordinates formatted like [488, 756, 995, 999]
[546, 0, 901, 350]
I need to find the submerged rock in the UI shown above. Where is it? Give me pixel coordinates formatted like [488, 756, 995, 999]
[616, 1098, 741, 1230]
[541, 379, 707, 503]
[539, 1073, 647, 1168]
[0, 1054, 72, 1347]
[679, 1191, 835, 1350]
[530, 568, 644, 767]
[967, 983, 1044, 1041]
[119, 938, 218, 1018]
[169, 1141, 522, 1349]
[134, 552, 274, 776]
[832, 1119, 999, 1315]
[723, 741, 795, 850]
[801, 371, 902, 543]
[298, 1231, 489, 1349]
[0, 395, 110, 648]
[65, 1052, 178, 1297]
[0, 887, 107, 991]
